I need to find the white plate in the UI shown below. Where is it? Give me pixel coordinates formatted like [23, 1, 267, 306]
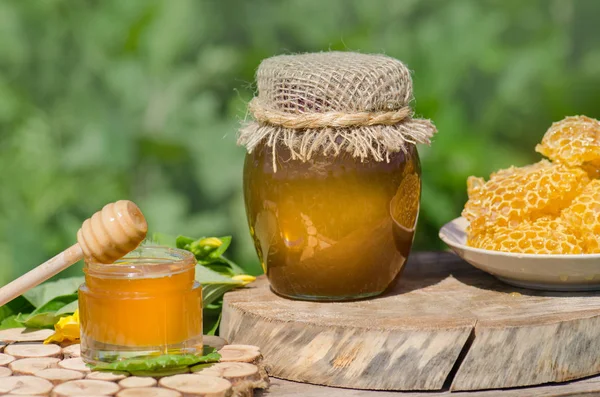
[439, 217, 600, 291]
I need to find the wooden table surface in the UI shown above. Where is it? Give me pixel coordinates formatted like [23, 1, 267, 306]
[258, 375, 600, 396]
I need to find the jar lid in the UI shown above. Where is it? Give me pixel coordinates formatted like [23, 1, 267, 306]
[238, 51, 436, 169]
[256, 52, 413, 114]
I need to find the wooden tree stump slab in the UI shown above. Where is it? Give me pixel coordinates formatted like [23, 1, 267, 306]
[221, 251, 600, 391]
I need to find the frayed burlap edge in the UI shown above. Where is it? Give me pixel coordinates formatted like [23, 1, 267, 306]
[238, 118, 437, 170]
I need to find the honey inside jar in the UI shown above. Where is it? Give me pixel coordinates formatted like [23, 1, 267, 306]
[244, 142, 421, 300]
[79, 247, 202, 363]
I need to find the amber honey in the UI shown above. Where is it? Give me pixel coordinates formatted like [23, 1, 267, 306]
[79, 247, 202, 363]
[244, 143, 421, 300]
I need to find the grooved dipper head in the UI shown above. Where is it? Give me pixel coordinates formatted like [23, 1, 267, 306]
[77, 200, 148, 264]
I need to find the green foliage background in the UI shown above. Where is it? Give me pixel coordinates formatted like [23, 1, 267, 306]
[1, 0, 599, 284]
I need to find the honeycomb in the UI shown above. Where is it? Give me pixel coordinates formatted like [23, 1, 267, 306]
[561, 180, 600, 253]
[469, 217, 583, 254]
[462, 160, 589, 233]
[463, 115, 600, 254]
[535, 115, 600, 168]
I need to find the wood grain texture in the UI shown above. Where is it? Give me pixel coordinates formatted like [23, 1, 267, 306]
[222, 251, 600, 391]
[452, 314, 600, 390]
[260, 375, 600, 397]
[0, 336, 269, 396]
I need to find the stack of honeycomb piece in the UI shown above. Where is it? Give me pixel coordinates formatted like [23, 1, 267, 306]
[463, 116, 600, 254]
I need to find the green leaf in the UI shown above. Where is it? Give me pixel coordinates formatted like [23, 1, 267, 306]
[198, 256, 245, 276]
[175, 235, 196, 250]
[0, 296, 35, 323]
[195, 265, 242, 285]
[23, 277, 84, 308]
[32, 294, 78, 315]
[205, 302, 223, 310]
[129, 367, 190, 377]
[14, 313, 52, 329]
[203, 305, 222, 337]
[0, 315, 22, 330]
[217, 256, 246, 275]
[178, 235, 246, 280]
[180, 236, 234, 263]
[202, 284, 241, 308]
[91, 348, 221, 372]
[195, 265, 245, 308]
[208, 236, 232, 259]
[203, 262, 235, 277]
[16, 293, 78, 329]
[206, 311, 222, 336]
[56, 300, 79, 315]
[190, 362, 216, 372]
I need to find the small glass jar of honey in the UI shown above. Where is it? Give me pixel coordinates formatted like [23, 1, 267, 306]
[238, 52, 436, 301]
[79, 246, 202, 364]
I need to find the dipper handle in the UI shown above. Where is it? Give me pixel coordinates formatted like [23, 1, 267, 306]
[0, 244, 83, 307]
[0, 200, 147, 307]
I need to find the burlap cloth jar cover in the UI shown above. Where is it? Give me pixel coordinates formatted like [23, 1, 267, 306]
[238, 51, 437, 168]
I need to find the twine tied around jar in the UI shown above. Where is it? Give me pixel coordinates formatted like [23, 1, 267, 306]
[238, 51, 437, 170]
[248, 98, 412, 129]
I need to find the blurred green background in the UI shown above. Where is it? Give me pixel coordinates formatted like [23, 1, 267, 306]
[1, 0, 599, 284]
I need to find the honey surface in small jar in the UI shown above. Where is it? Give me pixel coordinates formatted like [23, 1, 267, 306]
[244, 143, 421, 300]
[79, 247, 202, 363]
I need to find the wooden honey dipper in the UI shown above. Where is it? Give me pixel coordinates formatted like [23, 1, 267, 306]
[0, 200, 148, 306]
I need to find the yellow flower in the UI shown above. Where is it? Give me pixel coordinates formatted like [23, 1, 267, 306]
[44, 310, 80, 344]
[231, 274, 256, 285]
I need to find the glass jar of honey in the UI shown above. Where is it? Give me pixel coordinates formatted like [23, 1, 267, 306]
[238, 52, 436, 301]
[244, 143, 421, 300]
[79, 246, 202, 364]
